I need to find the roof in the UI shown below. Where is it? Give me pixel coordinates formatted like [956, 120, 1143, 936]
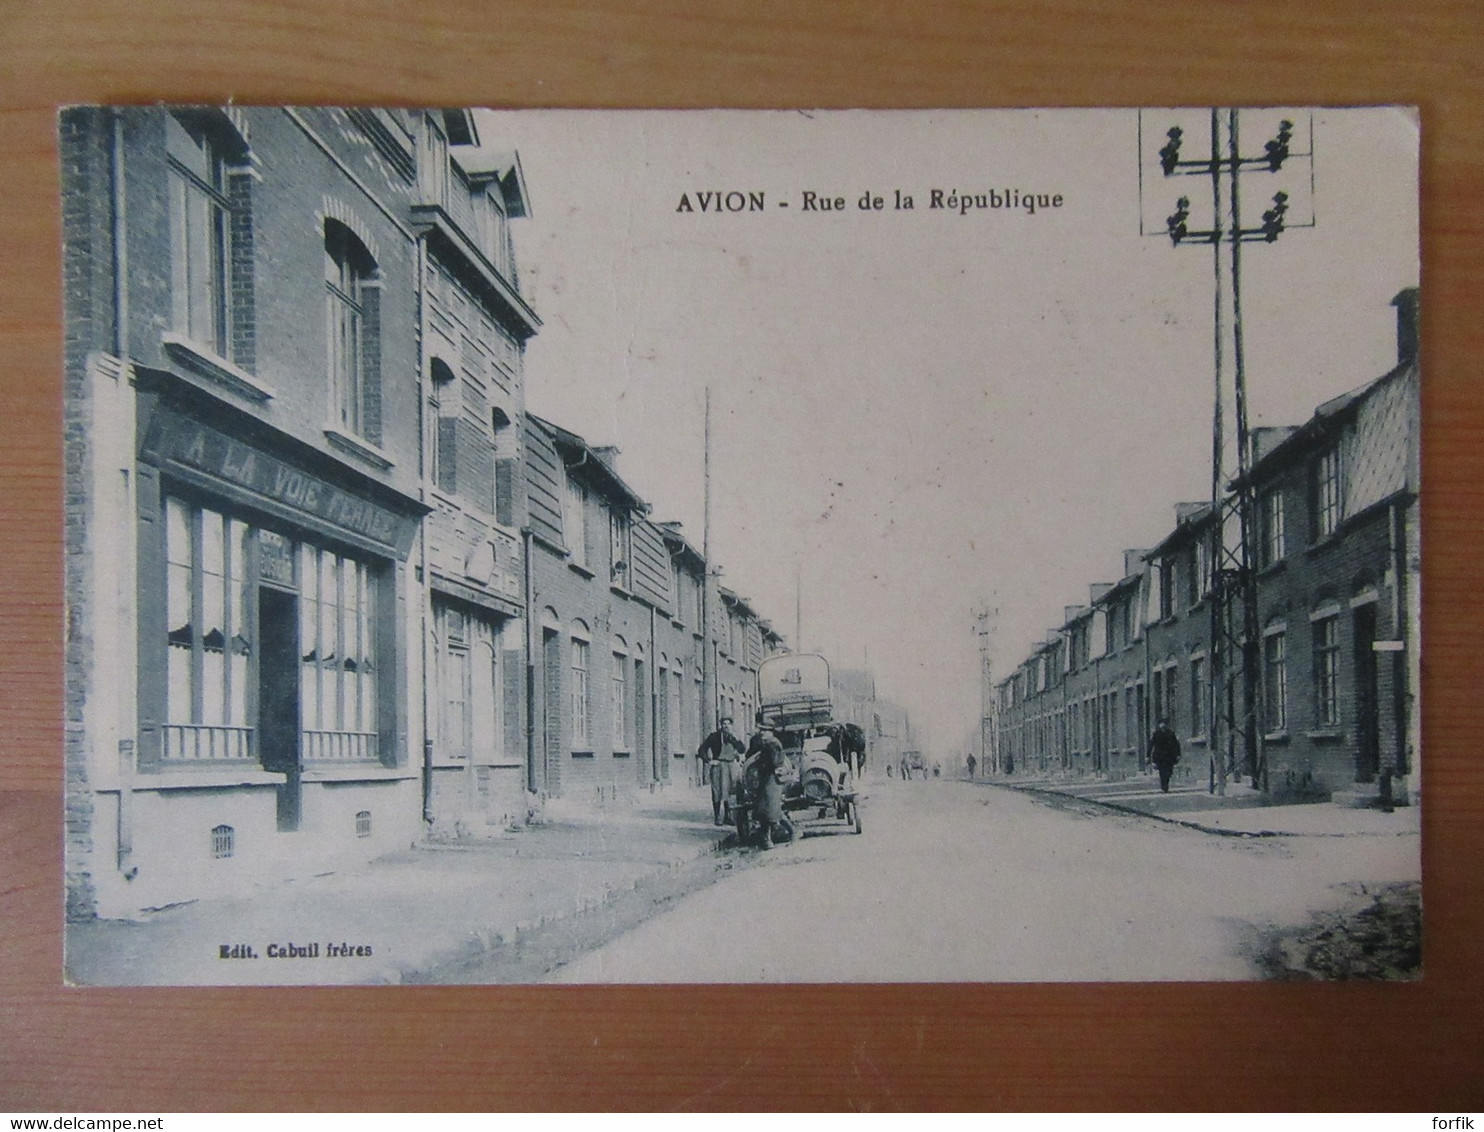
[1145, 501, 1215, 559]
[1234, 360, 1414, 491]
[656, 521, 706, 571]
[451, 147, 531, 219]
[527, 414, 649, 512]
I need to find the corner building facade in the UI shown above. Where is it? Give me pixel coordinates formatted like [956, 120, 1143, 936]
[61, 107, 525, 917]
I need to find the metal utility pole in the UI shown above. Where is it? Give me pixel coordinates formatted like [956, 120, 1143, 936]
[795, 561, 802, 653]
[975, 604, 999, 775]
[700, 386, 718, 749]
[1150, 108, 1307, 796]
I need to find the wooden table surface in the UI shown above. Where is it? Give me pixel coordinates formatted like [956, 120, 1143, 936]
[2, 0, 1482, 1112]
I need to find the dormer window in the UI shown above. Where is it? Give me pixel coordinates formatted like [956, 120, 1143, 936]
[609, 507, 631, 589]
[1313, 446, 1343, 540]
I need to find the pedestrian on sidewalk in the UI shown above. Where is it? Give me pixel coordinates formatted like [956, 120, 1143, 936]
[966, 753, 977, 778]
[1149, 719, 1182, 793]
[699, 716, 745, 825]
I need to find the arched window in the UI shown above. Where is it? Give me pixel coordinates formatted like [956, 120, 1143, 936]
[167, 110, 254, 367]
[611, 635, 629, 750]
[324, 219, 381, 444]
[1310, 601, 1343, 728]
[570, 620, 591, 749]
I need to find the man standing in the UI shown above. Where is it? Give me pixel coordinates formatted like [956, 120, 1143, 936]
[698, 716, 745, 825]
[966, 753, 977, 778]
[1149, 719, 1182, 793]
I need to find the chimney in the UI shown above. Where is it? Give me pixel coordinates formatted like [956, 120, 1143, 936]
[1089, 583, 1114, 604]
[592, 445, 621, 472]
[1393, 287, 1419, 368]
[1123, 549, 1149, 578]
[1174, 501, 1207, 524]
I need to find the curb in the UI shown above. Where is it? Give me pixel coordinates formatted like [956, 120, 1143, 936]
[394, 824, 734, 983]
[994, 781, 1338, 839]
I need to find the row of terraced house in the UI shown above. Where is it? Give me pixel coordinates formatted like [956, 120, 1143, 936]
[62, 106, 786, 920]
[994, 289, 1420, 808]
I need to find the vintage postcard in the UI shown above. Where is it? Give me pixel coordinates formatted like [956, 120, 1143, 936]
[60, 107, 1420, 984]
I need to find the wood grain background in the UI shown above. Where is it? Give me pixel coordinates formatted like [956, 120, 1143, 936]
[2, 0, 1482, 1111]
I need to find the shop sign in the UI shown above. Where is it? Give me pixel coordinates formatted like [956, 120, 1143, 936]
[143, 408, 419, 559]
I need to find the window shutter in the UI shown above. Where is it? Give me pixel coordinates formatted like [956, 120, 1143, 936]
[134, 464, 166, 766]
[437, 417, 458, 493]
[359, 285, 382, 445]
[495, 458, 516, 527]
[502, 645, 524, 774]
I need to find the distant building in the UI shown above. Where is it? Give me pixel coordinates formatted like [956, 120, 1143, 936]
[832, 668, 910, 773]
[522, 416, 784, 805]
[996, 290, 1420, 805]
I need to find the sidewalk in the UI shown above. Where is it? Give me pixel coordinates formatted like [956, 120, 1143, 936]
[986, 772, 1421, 838]
[65, 785, 728, 986]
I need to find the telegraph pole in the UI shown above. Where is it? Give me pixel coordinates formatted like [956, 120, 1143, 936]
[1151, 108, 1306, 796]
[975, 604, 999, 775]
[701, 386, 718, 752]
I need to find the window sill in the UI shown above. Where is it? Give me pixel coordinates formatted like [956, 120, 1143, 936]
[612, 749, 632, 758]
[127, 765, 283, 790]
[1307, 533, 1344, 556]
[568, 562, 596, 580]
[671, 618, 686, 631]
[610, 584, 631, 599]
[1258, 559, 1288, 578]
[324, 427, 394, 471]
[571, 749, 595, 759]
[302, 763, 412, 783]
[161, 333, 276, 403]
[1263, 730, 1290, 744]
[1305, 727, 1345, 742]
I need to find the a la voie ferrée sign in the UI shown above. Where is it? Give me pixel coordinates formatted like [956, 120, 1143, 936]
[141, 406, 420, 560]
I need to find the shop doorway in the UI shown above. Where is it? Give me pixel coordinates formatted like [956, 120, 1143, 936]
[258, 586, 302, 830]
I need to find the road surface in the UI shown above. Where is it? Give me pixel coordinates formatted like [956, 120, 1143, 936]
[548, 778, 1420, 982]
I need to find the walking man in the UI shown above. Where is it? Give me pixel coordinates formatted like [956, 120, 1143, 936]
[698, 716, 745, 825]
[1148, 718, 1182, 793]
[966, 753, 978, 778]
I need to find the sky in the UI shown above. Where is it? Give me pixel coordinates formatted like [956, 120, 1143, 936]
[475, 108, 1419, 755]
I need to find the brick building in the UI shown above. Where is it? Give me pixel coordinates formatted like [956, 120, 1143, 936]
[416, 121, 541, 837]
[521, 415, 785, 806]
[60, 104, 802, 919]
[996, 290, 1420, 806]
[832, 668, 912, 774]
[62, 107, 452, 917]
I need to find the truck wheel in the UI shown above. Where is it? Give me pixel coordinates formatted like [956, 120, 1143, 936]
[850, 801, 863, 834]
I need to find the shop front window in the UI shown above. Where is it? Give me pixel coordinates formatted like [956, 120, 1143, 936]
[164, 498, 253, 760]
[299, 544, 379, 760]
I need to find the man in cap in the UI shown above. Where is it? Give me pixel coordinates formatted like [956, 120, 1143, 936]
[698, 715, 745, 825]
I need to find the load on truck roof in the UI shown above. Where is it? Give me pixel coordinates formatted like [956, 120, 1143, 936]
[757, 653, 832, 729]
